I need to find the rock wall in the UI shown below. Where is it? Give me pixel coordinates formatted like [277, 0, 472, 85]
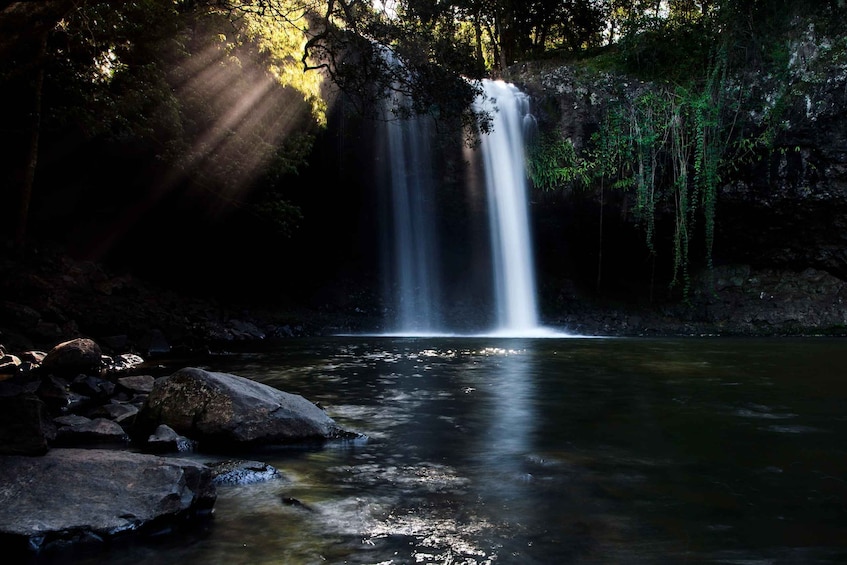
[506, 22, 847, 335]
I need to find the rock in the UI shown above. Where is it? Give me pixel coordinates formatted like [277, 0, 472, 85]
[41, 338, 103, 378]
[208, 459, 282, 485]
[71, 374, 116, 400]
[134, 367, 360, 450]
[87, 401, 139, 425]
[0, 352, 21, 379]
[145, 424, 196, 454]
[281, 496, 314, 511]
[105, 352, 145, 373]
[54, 417, 130, 447]
[0, 392, 55, 455]
[117, 374, 155, 394]
[0, 448, 216, 558]
[36, 374, 90, 414]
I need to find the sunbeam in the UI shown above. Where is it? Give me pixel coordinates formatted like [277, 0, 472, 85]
[78, 25, 325, 260]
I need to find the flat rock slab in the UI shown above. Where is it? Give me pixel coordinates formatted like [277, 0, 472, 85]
[0, 448, 216, 556]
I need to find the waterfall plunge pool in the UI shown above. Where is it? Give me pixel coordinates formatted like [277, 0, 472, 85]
[72, 336, 847, 564]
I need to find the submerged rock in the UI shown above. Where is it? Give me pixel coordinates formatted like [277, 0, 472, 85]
[208, 459, 283, 485]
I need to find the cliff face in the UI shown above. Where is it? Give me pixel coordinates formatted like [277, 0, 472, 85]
[718, 25, 847, 280]
[4, 22, 847, 343]
[506, 22, 847, 335]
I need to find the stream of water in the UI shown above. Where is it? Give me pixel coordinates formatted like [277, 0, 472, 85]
[380, 79, 542, 337]
[71, 335, 847, 564]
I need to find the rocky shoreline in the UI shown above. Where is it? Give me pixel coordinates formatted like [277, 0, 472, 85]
[3, 247, 847, 363]
[2, 245, 846, 561]
[0, 336, 363, 562]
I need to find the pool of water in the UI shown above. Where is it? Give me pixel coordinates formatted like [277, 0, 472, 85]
[71, 336, 847, 564]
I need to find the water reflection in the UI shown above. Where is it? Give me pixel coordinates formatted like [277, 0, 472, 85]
[70, 337, 847, 564]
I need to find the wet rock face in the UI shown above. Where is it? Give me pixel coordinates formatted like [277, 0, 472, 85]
[690, 265, 847, 333]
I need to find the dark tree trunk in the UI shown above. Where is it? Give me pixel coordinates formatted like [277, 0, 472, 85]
[15, 30, 46, 247]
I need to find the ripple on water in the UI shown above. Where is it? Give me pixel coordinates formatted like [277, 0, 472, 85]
[327, 461, 471, 493]
[734, 402, 798, 420]
[314, 494, 496, 565]
[763, 424, 825, 434]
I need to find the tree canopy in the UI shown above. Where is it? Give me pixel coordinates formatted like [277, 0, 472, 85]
[1, 0, 843, 251]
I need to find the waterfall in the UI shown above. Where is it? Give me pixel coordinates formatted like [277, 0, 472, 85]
[379, 77, 560, 337]
[475, 80, 540, 334]
[382, 103, 443, 334]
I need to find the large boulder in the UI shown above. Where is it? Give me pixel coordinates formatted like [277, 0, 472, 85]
[134, 367, 358, 450]
[40, 338, 103, 378]
[0, 448, 216, 558]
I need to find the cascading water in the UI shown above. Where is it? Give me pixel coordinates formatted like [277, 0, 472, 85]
[375, 48, 444, 335]
[474, 80, 540, 334]
[379, 77, 560, 337]
[382, 104, 443, 334]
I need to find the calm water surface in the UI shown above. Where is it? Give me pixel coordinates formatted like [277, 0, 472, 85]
[79, 336, 847, 564]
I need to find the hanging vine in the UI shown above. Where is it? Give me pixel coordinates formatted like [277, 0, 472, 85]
[526, 45, 732, 300]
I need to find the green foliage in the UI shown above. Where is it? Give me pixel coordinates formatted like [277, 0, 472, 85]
[614, 16, 718, 83]
[527, 134, 593, 190]
[527, 48, 731, 298]
[5, 0, 842, 249]
[525, 1, 845, 299]
[250, 192, 305, 238]
[223, 3, 328, 125]
[27, 0, 327, 238]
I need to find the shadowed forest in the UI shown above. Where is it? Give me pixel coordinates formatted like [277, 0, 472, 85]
[2, 0, 845, 332]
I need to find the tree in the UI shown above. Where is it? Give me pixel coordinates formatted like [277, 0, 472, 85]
[0, 0, 326, 248]
[301, 0, 488, 130]
[1, 1, 79, 246]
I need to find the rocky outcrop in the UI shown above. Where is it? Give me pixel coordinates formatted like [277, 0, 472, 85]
[542, 263, 847, 337]
[691, 265, 847, 333]
[714, 25, 847, 281]
[0, 334, 362, 561]
[0, 448, 216, 558]
[506, 23, 847, 330]
[134, 367, 360, 450]
[0, 339, 361, 455]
